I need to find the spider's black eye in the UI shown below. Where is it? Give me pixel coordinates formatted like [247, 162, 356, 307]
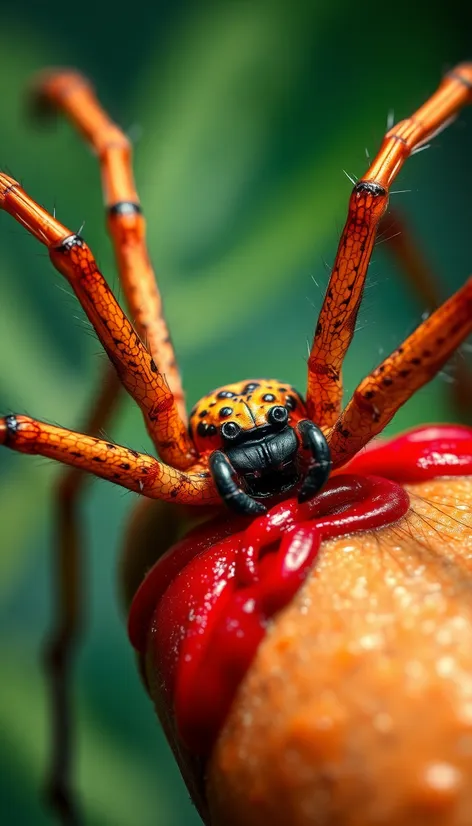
[220, 421, 241, 441]
[267, 405, 289, 426]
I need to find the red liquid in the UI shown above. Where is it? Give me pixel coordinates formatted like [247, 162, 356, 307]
[128, 425, 472, 755]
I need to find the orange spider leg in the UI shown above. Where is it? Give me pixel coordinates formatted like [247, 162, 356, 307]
[0, 173, 196, 469]
[32, 70, 187, 423]
[307, 62, 472, 428]
[381, 209, 472, 415]
[44, 363, 121, 825]
[327, 277, 472, 466]
[0, 414, 217, 504]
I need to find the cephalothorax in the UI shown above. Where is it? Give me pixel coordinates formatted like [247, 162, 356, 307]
[189, 378, 330, 512]
[1, 65, 472, 826]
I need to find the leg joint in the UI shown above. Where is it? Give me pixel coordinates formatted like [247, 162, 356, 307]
[108, 201, 142, 217]
[352, 181, 387, 198]
[53, 234, 85, 253]
[3, 414, 19, 445]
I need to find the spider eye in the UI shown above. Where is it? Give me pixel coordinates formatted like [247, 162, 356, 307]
[220, 421, 241, 441]
[268, 405, 289, 426]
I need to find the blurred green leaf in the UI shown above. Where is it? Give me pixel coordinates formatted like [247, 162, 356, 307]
[0, 645, 186, 826]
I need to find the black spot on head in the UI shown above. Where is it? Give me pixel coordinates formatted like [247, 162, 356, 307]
[262, 393, 276, 403]
[278, 387, 287, 392]
[285, 395, 298, 411]
[242, 382, 260, 394]
[199, 409, 208, 419]
[217, 390, 236, 399]
[197, 422, 217, 438]
[219, 407, 233, 418]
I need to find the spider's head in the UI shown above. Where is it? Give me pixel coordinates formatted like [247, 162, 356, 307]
[189, 379, 311, 502]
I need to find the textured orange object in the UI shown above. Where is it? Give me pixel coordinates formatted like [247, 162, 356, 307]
[206, 476, 472, 826]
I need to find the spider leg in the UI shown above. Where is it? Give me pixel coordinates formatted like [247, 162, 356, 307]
[44, 364, 121, 826]
[31, 70, 187, 424]
[306, 62, 472, 428]
[328, 277, 472, 467]
[0, 174, 195, 469]
[0, 413, 217, 503]
[380, 209, 472, 416]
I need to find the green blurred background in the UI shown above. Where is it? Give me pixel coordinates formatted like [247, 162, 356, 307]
[0, 1, 471, 823]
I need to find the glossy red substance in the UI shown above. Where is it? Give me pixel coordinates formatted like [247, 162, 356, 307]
[129, 425, 472, 755]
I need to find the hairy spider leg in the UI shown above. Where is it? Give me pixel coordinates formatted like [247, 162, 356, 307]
[43, 364, 120, 825]
[307, 62, 472, 428]
[0, 173, 195, 468]
[380, 209, 472, 416]
[0, 414, 217, 502]
[32, 70, 187, 425]
[328, 276, 472, 466]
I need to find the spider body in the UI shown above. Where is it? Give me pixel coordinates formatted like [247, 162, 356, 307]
[188, 378, 330, 512]
[1, 64, 472, 825]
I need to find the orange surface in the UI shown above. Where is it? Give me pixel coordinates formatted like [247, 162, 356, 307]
[208, 476, 472, 826]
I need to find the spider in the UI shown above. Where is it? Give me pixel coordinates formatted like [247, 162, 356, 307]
[1, 64, 472, 824]
[1, 67, 471, 513]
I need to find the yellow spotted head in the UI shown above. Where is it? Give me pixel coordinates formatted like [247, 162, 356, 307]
[189, 378, 306, 455]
